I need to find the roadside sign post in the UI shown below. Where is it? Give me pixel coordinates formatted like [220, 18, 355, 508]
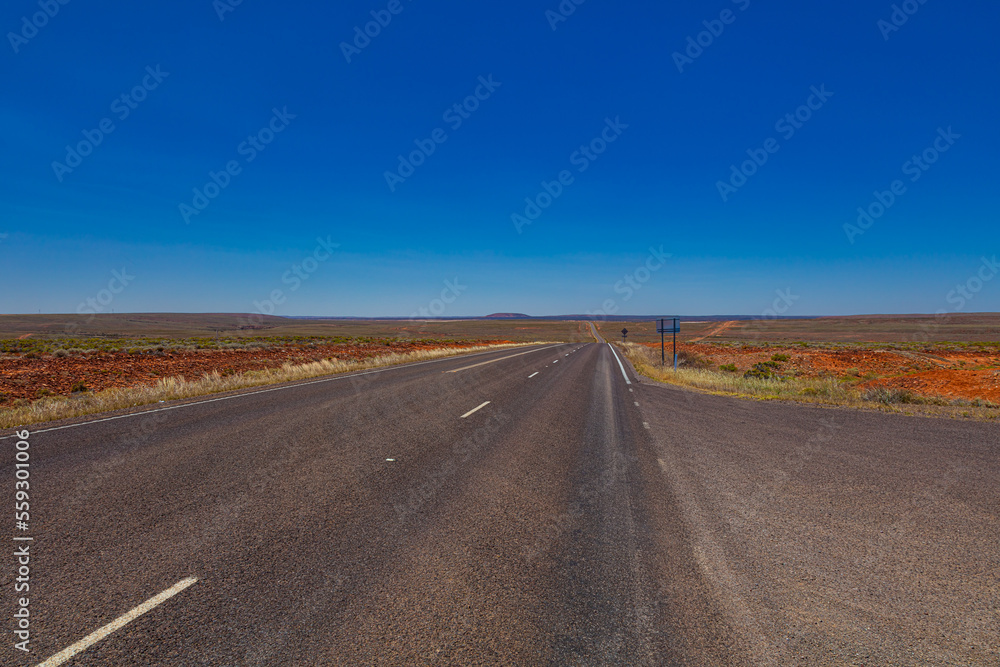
[621, 327, 628, 342]
[656, 317, 680, 371]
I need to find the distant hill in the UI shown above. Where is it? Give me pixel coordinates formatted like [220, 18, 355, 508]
[483, 313, 531, 319]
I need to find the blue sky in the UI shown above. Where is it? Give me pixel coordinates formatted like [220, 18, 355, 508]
[2, 0, 997, 317]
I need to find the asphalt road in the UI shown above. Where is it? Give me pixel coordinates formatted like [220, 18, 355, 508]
[2, 341, 997, 665]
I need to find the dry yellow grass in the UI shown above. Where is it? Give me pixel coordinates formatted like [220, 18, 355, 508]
[616, 342, 1000, 420]
[1, 343, 533, 429]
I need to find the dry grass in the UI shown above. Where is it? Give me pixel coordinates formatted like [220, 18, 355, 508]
[0, 343, 532, 429]
[616, 342, 1000, 421]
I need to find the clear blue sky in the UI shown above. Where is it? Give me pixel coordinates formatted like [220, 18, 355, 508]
[2, 0, 997, 317]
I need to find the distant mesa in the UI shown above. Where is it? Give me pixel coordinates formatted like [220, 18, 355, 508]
[483, 313, 530, 319]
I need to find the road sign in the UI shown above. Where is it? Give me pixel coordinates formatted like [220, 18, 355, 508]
[621, 328, 628, 341]
[656, 318, 679, 334]
[657, 317, 680, 370]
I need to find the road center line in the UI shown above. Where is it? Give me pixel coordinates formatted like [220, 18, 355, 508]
[445, 345, 561, 373]
[36, 577, 198, 667]
[528, 372, 539, 378]
[0, 344, 546, 441]
[460, 401, 491, 419]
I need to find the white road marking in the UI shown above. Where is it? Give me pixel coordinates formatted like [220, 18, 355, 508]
[385, 458, 395, 462]
[634, 402, 639, 406]
[629, 388, 633, 393]
[528, 372, 539, 378]
[643, 422, 651, 429]
[460, 401, 491, 419]
[553, 360, 558, 363]
[0, 344, 548, 441]
[445, 345, 561, 374]
[607, 343, 632, 385]
[36, 578, 198, 667]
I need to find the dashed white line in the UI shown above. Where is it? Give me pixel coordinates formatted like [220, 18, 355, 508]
[528, 372, 539, 378]
[0, 344, 547, 441]
[643, 422, 651, 430]
[634, 401, 639, 406]
[36, 577, 198, 667]
[446, 345, 561, 373]
[460, 401, 491, 419]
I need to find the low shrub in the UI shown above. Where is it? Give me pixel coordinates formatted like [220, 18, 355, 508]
[744, 361, 783, 380]
[863, 387, 920, 404]
[677, 350, 714, 370]
[719, 363, 738, 372]
[771, 353, 790, 362]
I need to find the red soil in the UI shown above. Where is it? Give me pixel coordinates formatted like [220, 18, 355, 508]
[643, 342, 1000, 403]
[0, 340, 505, 405]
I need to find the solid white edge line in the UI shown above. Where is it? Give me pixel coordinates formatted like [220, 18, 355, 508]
[607, 343, 632, 385]
[459, 401, 491, 419]
[35, 577, 198, 667]
[0, 344, 550, 441]
[528, 372, 539, 378]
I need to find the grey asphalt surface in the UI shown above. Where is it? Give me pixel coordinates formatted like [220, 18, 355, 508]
[2, 340, 998, 665]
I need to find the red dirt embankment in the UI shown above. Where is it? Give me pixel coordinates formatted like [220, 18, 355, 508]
[0, 340, 504, 405]
[646, 342, 1000, 403]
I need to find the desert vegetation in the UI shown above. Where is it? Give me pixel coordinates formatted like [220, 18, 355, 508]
[616, 341, 1000, 420]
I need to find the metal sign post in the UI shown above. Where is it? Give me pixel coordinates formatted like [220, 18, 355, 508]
[656, 317, 680, 371]
[674, 322, 678, 371]
[621, 327, 628, 342]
